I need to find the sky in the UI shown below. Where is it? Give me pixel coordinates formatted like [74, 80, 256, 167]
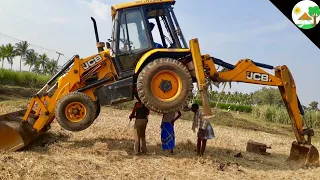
[0, 0, 319, 106]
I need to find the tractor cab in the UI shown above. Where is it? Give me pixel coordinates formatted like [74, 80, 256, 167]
[106, 0, 188, 78]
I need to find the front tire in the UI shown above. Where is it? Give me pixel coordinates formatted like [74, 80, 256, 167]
[55, 92, 98, 131]
[95, 101, 101, 119]
[137, 57, 193, 113]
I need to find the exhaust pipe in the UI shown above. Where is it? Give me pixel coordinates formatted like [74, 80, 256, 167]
[91, 17, 105, 53]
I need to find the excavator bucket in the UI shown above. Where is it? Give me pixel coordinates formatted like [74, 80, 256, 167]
[0, 109, 42, 151]
[288, 141, 320, 167]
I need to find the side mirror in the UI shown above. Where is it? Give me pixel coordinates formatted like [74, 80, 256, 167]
[106, 42, 111, 49]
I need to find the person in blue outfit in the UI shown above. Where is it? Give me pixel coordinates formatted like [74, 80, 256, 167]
[161, 111, 181, 154]
[149, 22, 163, 48]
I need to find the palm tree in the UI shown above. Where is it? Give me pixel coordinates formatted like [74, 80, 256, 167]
[0, 45, 5, 68]
[31, 61, 42, 74]
[15, 41, 30, 71]
[46, 59, 59, 75]
[24, 49, 38, 71]
[38, 53, 49, 74]
[3, 44, 16, 69]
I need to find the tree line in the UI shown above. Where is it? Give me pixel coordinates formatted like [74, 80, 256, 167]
[0, 41, 60, 75]
[194, 86, 319, 111]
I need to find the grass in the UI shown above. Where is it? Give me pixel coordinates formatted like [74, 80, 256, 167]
[192, 98, 320, 129]
[301, 24, 315, 29]
[193, 99, 252, 113]
[252, 105, 320, 128]
[0, 68, 50, 88]
[296, 24, 315, 29]
[0, 85, 38, 102]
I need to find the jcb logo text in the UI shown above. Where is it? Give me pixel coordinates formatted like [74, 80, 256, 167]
[82, 55, 103, 70]
[246, 71, 269, 82]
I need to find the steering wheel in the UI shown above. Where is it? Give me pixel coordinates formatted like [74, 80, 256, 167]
[119, 38, 133, 46]
[119, 38, 134, 51]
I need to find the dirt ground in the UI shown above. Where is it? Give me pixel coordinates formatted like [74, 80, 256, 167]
[1, 101, 320, 180]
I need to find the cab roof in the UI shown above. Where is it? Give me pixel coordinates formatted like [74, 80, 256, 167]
[111, 0, 175, 19]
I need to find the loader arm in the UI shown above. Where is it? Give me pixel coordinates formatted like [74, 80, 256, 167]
[0, 50, 117, 151]
[22, 52, 115, 132]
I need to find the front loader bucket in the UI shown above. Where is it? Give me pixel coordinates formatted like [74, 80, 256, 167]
[0, 109, 42, 151]
[287, 141, 320, 167]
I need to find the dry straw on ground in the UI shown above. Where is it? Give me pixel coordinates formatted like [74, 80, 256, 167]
[1, 104, 320, 180]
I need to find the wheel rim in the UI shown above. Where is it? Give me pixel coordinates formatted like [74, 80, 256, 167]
[151, 70, 182, 102]
[65, 102, 87, 122]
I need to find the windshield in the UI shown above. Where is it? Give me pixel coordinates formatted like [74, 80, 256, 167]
[110, 13, 119, 56]
[167, 4, 188, 48]
[118, 9, 150, 54]
[145, 4, 183, 49]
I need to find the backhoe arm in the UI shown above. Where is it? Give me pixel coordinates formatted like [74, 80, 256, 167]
[189, 38, 318, 166]
[202, 56, 310, 144]
[202, 55, 320, 166]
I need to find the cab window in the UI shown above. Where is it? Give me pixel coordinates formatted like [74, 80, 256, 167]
[117, 9, 151, 70]
[118, 10, 150, 54]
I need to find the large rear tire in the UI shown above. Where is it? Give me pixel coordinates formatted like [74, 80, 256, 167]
[137, 57, 193, 113]
[55, 92, 98, 131]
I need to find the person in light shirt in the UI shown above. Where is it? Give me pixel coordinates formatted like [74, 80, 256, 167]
[190, 103, 215, 156]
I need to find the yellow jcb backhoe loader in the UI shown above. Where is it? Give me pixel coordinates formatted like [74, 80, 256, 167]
[0, 0, 318, 167]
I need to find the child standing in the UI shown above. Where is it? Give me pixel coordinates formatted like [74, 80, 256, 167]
[190, 103, 215, 156]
